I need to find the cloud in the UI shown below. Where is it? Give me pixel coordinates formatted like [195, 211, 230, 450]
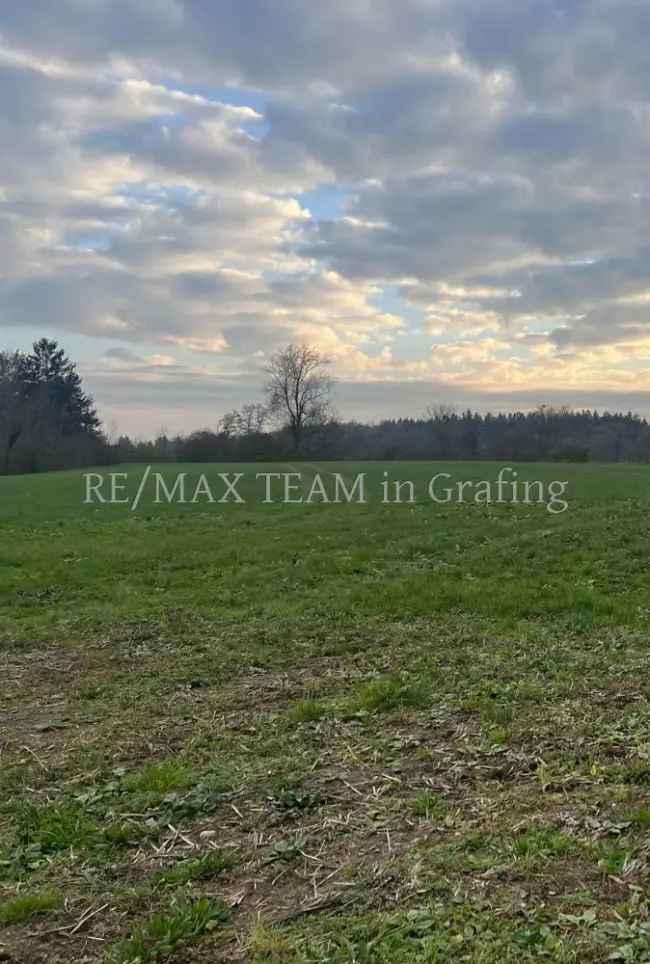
[1, 1, 650, 432]
[103, 346, 177, 367]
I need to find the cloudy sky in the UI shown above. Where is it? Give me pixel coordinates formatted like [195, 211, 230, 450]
[2, 1, 650, 435]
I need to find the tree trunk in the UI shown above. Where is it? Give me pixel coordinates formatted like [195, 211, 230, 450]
[291, 420, 302, 453]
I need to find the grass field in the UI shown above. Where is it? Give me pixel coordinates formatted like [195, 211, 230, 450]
[2, 461, 650, 962]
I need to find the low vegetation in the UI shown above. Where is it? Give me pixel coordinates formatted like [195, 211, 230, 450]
[2, 461, 650, 961]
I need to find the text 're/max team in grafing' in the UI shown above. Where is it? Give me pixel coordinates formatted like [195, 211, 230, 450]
[84, 466, 569, 514]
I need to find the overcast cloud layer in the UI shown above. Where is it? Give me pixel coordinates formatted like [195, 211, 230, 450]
[1, 1, 650, 434]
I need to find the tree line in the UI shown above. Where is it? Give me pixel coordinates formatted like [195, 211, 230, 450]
[3, 340, 650, 473]
[116, 344, 650, 465]
[118, 406, 650, 465]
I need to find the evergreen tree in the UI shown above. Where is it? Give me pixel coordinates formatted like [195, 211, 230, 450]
[21, 339, 100, 435]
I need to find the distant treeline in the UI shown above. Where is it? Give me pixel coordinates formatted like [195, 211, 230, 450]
[115, 406, 650, 465]
[3, 340, 650, 474]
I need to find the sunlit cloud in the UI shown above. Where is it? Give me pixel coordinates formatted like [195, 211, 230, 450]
[1, 1, 650, 433]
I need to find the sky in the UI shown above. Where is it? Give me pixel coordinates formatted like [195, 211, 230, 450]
[1, 1, 650, 436]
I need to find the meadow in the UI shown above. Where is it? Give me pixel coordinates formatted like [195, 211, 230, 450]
[2, 461, 650, 962]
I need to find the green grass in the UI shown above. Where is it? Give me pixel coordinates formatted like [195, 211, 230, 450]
[121, 761, 196, 796]
[14, 801, 100, 854]
[3, 461, 650, 961]
[3, 460, 650, 639]
[0, 889, 62, 924]
[512, 827, 581, 861]
[348, 674, 430, 714]
[288, 698, 330, 723]
[153, 852, 230, 888]
[627, 809, 650, 826]
[409, 791, 447, 820]
[107, 898, 228, 962]
[247, 905, 579, 962]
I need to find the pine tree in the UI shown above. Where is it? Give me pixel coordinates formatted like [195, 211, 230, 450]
[21, 339, 100, 435]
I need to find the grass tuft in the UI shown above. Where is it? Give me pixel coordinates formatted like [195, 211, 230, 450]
[108, 897, 228, 963]
[627, 808, 650, 826]
[349, 674, 429, 714]
[121, 760, 196, 796]
[409, 791, 447, 820]
[153, 851, 230, 888]
[0, 889, 62, 925]
[513, 827, 580, 861]
[288, 698, 329, 723]
[16, 802, 99, 854]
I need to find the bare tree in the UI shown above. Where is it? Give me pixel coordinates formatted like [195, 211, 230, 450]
[425, 402, 457, 422]
[264, 344, 333, 451]
[240, 403, 268, 436]
[425, 402, 457, 459]
[221, 403, 268, 438]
